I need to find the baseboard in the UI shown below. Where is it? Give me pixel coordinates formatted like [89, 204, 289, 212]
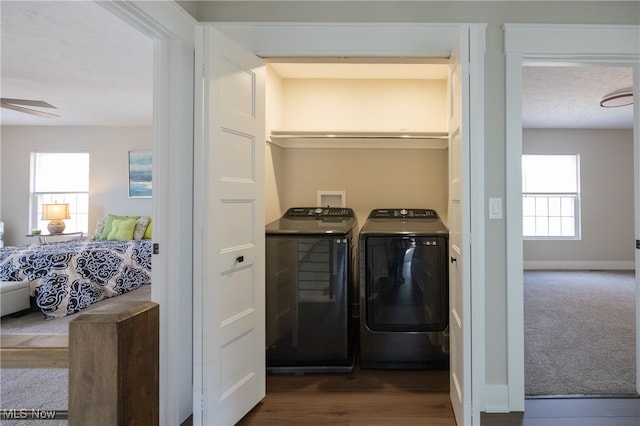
[483, 384, 510, 413]
[524, 261, 635, 270]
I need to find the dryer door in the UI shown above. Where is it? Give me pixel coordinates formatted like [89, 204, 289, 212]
[364, 236, 448, 332]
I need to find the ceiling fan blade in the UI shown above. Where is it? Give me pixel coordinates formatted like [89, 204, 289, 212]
[0, 98, 57, 109]
[1, 102, 60, 119]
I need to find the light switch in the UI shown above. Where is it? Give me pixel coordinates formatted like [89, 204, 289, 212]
[489, 198, 502, 219]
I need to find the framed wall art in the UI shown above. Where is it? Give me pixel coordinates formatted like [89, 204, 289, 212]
[128, 150, 152, 198]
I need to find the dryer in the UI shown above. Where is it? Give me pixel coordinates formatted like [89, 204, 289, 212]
[265, 207, 358, 373]
[359, 208, 449, 369]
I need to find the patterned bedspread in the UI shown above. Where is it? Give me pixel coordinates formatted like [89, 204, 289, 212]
[0, 239, 152, 318]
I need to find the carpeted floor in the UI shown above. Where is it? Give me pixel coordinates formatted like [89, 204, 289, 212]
[524, 270, 637, 396]
[0, 285, 151, 426]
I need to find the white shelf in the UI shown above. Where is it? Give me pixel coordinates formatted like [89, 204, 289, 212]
[268, 130, 449, 149]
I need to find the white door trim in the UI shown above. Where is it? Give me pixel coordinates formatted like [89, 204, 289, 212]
[469, 25, 487, 422]
[211, 22, 464, 57]
[97, 2, 196, 424]
[504, 23, 640, 411]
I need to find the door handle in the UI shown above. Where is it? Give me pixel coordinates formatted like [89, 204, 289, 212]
[450, 256, 457, 263]
[236, 256, 244, 263]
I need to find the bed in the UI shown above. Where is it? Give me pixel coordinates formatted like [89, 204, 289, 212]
[0, 238, 152, 319]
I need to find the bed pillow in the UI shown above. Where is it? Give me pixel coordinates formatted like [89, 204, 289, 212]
[106, 217, 138, 241]
[143, 217, 152, 239]
[133, 216, 151, 240]
[100, 214, 139, 240]
[100, 214, 126, 239]
[92, 216, 108, 240]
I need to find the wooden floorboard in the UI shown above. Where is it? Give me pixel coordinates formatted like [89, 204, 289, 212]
[236, 367, 455, 425]
[0, 333, 69, 368]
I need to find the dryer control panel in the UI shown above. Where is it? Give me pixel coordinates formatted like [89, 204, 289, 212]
[285, 207, 354, 218]
[368, 208, 439, 219]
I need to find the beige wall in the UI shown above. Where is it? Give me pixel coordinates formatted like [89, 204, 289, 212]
[0, 126, 152, 246]
[523, 128, 634, 268]
[269, 145, 448, 229]
[280, 78, 447, 132]
[265, 65, 285, 223]
[265, 64, 449, 226]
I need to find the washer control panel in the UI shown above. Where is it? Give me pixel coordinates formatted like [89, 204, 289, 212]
[368, 208, 439, 219]
[285, 207, 354, 218]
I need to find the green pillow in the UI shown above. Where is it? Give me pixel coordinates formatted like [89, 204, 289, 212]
[107, 217, 138, 241]
[100, 214, 126, 239]
[133, 217, 150, 240]
[143, 217, 152, 239]
[100, 214, 139, 240]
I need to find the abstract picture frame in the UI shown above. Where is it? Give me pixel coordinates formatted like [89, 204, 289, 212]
[128, 150, 152, 198]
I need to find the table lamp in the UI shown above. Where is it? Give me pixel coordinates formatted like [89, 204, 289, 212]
[42, 203, 70, 234]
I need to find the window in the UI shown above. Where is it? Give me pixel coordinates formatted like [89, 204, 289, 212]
[522, 154, 580, 239]
[31, 152, 89, 234]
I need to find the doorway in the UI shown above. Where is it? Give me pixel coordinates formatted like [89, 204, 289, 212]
[99, 3, 196, 424]
[504, 23, 640, 410]
[521, 64, 636, 397]
[194, 23, 486, 425]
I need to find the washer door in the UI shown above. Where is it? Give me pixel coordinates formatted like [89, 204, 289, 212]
[266, 235, 351, 365]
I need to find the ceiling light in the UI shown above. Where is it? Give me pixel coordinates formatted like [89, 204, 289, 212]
[600, 88, 633, 108]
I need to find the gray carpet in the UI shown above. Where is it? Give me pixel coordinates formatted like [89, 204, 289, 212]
[524, 270, 637, 396]
[0, 285, 151, 425]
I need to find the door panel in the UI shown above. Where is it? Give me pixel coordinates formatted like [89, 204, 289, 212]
[448, 28, 472, 426]
[196, 26, 266, 425]
[219, 131, 255, 182]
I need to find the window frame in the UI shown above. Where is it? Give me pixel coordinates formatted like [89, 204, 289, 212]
[30, 152, 90, 235]
[522, 154, 581, 240]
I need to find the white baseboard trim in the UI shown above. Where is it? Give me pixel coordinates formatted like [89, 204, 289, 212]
[524, 261, 635, 270]
[482, 384, 510, 413]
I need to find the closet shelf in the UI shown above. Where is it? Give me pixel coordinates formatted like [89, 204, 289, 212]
[269, 130, 449, 149]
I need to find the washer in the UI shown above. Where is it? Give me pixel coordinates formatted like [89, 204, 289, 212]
[359, 208, 449, 369]
[265, 207, 358, 373]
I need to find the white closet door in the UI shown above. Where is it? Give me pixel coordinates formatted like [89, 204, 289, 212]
[448, 26, 472, 426]
[194, 26, 266, 425]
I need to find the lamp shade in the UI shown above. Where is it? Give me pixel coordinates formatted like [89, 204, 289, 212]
[42, 203, 70, 220]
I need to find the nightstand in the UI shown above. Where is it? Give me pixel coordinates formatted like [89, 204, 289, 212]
[26, 231, 84, 244]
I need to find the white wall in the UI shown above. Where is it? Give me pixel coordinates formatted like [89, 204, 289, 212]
[523, 128, 634, 269]
[1, 126, 152, 246]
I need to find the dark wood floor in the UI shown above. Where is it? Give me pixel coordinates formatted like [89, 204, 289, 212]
[237, 367, 455, 425]
[181, 369, 640, 425]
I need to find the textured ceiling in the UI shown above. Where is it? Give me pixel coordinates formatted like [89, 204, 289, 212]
[0, 1, 634, 129]
[0, 1, 153, 126]
[522, 65, 633, 129]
